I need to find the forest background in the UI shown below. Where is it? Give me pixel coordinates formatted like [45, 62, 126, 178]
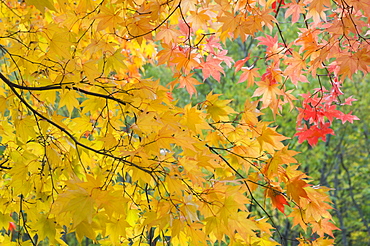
[0, 0, 369, 245]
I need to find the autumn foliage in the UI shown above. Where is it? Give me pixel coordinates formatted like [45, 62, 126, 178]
[0, 0, 368, 245]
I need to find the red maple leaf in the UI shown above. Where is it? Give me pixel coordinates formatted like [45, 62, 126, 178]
[339, 112, 360, 124]
[295, 123, 335, 146]
[266, 188, 290, 213]
[273, 194, 289, 213]
[341, 96, 357, 105]
[8, 222, 16, 232]
[272, 0, 285, 13]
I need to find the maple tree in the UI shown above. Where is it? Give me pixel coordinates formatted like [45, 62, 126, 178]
[0, 0, 368, 245]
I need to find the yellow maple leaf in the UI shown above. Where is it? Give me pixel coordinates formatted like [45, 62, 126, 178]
[15, 116, 37, 143]
[25, 0, 56, 13]
[58, 89, 80, 115]
[180, 104, 211, 134]
[49, 32, 74, 60]
[75, 221, 96, 242]
[34, 215, 56, 243]
[106, 217, 130, 244]
[98, 133, 118, 150]
[94, 5, 124, 32]
[204, 92, 236, 122]
[257, 125, 288, 151]
[55, 179, 96, 226]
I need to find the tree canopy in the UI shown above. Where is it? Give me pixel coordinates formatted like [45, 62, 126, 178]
[0, 0, 368, 245]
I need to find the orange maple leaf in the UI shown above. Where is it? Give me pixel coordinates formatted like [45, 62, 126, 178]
[218, 11, 240, 34]
[289, 208, 307, 231]
[253, 80, 282, 109]
[258, 9, 276, 30]
[177, 73, 202, 97]
[156, 25, 182, 44]
[188, 9, 210, 30]
[237, 66, 260, 87]
[312, 218, 339, 238]
[284, 51, 308, 85]
[157, 43, 178, 65]
[336, 53, 362, 79]
[283, 0, 305, 24]
[286, 175, 309, 204]
[171, 50, 200, 74]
